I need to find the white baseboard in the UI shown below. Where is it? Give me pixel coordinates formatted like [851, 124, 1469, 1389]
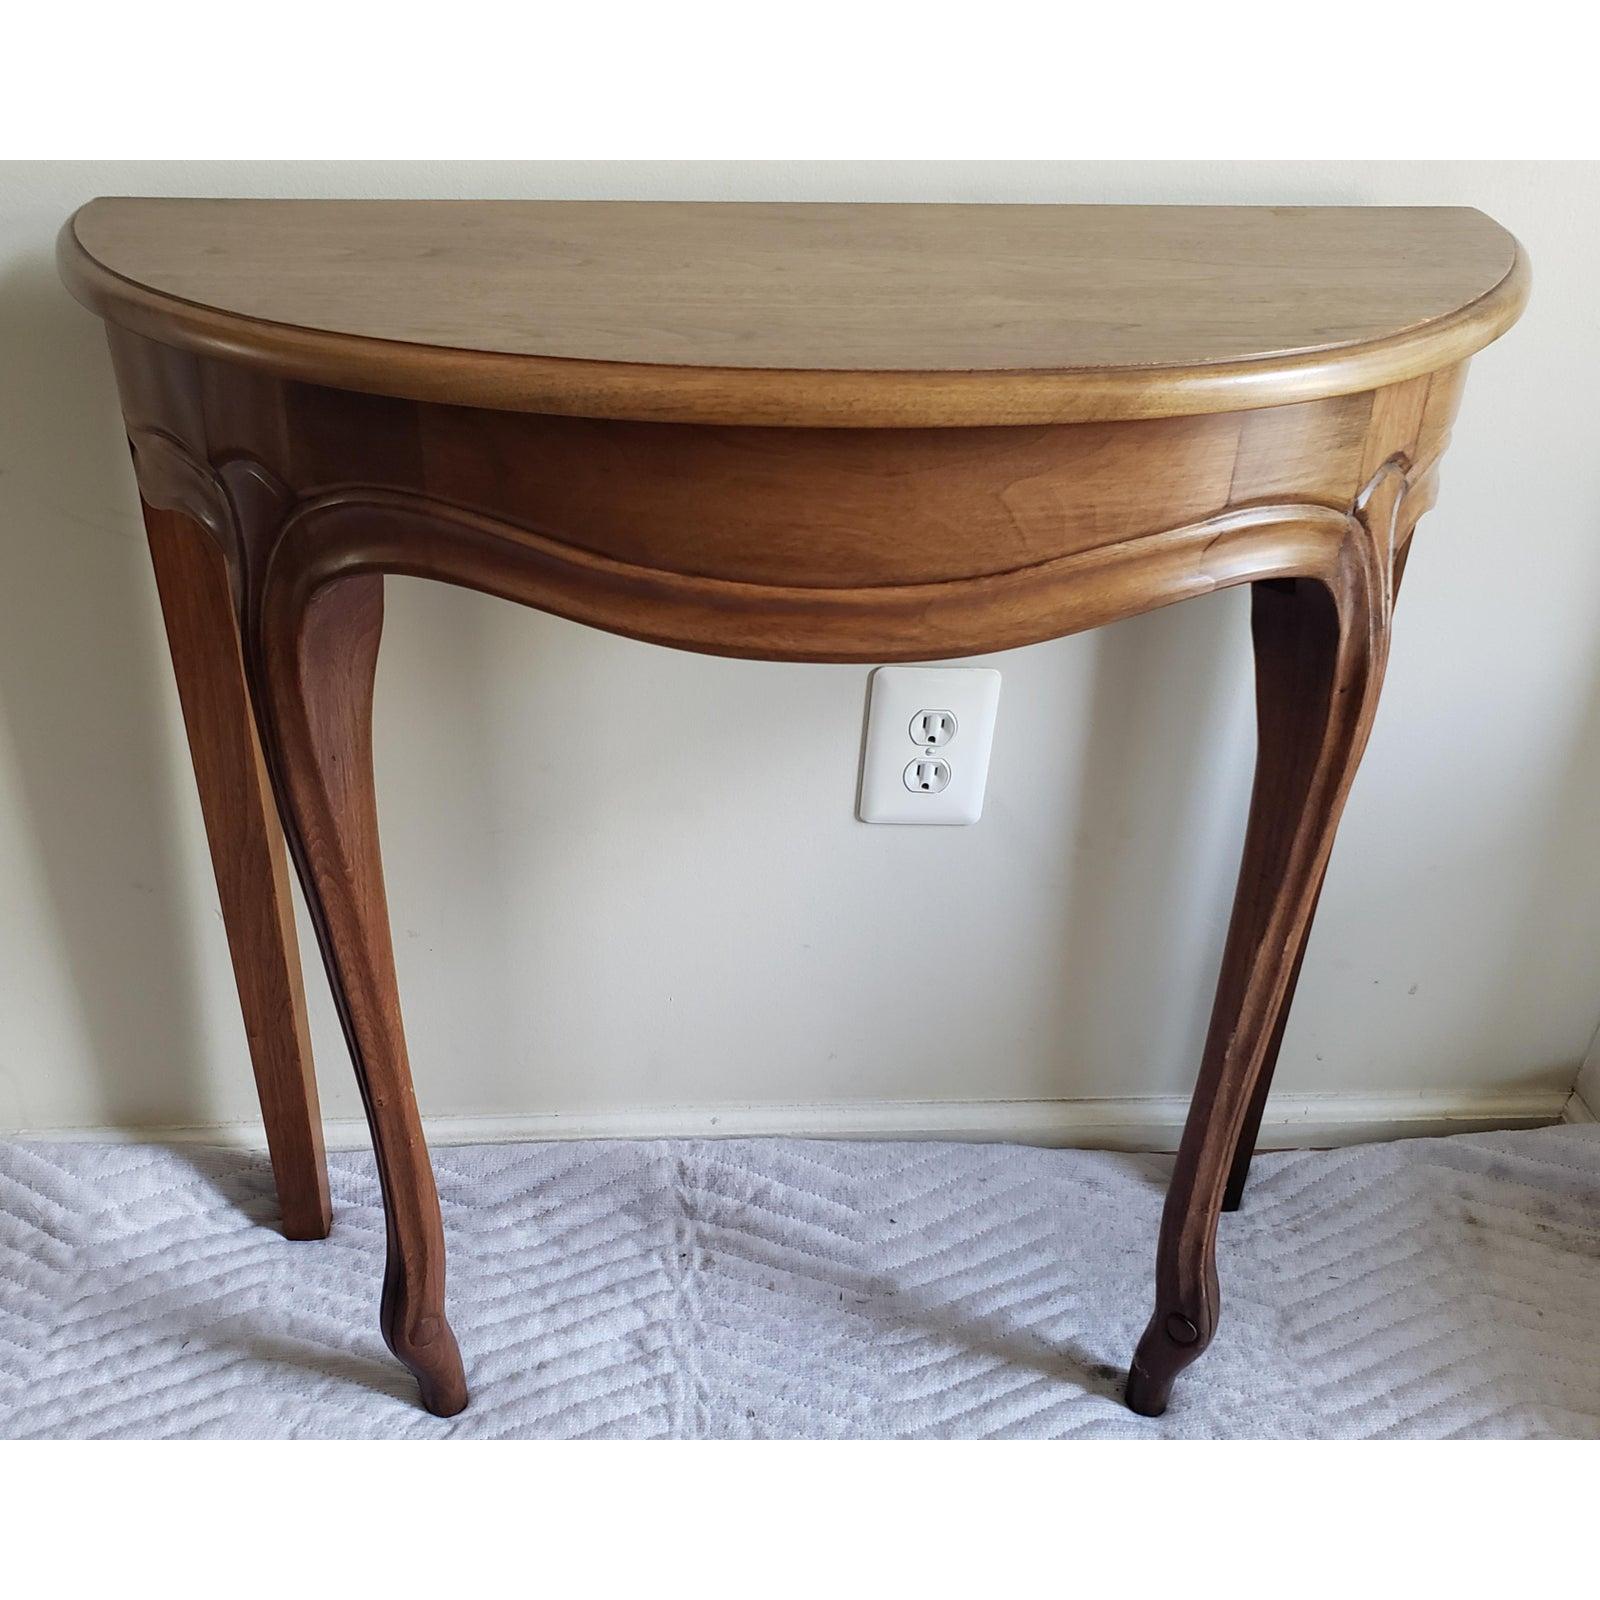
[8, 1088, 1572, 1154]
[1572, 1024, 1600, 1123]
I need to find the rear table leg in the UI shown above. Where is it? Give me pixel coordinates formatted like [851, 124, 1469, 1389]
[144, 501, 330, 1241]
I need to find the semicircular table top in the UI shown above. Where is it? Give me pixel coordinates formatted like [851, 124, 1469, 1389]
[59, 198, 1528, 427]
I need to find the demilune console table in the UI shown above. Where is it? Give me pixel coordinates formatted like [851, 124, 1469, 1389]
[58, 199, 1528, 1419]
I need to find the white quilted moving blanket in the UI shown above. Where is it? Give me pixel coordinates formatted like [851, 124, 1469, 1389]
[2, 1125, 1597, 1438]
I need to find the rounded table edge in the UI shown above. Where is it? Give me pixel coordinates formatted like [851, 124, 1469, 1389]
[58, 204, 1531, 428]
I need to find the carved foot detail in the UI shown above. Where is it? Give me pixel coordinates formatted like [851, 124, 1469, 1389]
[1125, 1310, 1210, 1418]
[385, 1296, 469, 1418]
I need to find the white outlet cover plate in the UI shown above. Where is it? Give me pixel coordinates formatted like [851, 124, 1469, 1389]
[857, 666, 1002, 825]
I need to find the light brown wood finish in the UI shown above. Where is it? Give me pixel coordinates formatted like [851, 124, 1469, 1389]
[143, 501, 330, 1241]
[62, 200, 1526, 426]
[62, 200, 1526, 1420]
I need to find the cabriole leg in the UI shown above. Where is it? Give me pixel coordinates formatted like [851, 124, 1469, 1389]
[1125, 560, 1390, 1418]
[1221, 540, 1412, 1212]
[251, 569, 467, 1417]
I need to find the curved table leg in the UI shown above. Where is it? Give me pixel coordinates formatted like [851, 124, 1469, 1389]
[143, 502, 331, 1241]
[1125, 559, 1391, 1417]
[1220, 539, 1413, 1213]
[250, 571, 468, 1417]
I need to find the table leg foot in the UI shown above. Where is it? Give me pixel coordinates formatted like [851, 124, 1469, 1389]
[387, 1295, 470, 1417]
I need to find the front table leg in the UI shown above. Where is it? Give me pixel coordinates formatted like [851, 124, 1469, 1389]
[252, 571, 468, 1417]
[1125, 562, 1392, 1417]
[1221, 540, 1413, 1212]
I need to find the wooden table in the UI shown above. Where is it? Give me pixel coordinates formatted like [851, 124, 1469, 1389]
[59, 199, 1528, 1420]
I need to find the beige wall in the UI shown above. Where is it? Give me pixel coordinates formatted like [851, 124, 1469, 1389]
[3, 161, 1599, 1140]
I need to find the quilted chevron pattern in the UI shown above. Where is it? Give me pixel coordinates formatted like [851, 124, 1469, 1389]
[2, 1125, 1597, 1438]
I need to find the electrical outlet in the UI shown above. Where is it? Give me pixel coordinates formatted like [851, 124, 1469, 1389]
[904, 757, 952, 794]
[858, 666, 1001, 824]
[909, 710, 958, 748]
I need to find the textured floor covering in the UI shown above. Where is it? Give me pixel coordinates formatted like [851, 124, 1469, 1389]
[2, 1124, 1597, 1438]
